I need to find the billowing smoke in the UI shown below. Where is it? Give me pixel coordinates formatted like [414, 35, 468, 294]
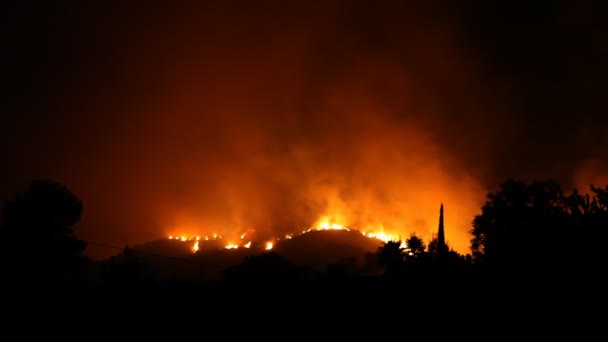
[2, 1, 605, 258]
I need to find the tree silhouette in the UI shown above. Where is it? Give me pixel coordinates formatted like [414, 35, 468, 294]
[427, 234, 443, 256]
[376, 240, 405, 276]
[469, 179, 573, 276]
[405, 233, 426, 258]
[0, 180, 87, 285]
[564, 185, 608, 271]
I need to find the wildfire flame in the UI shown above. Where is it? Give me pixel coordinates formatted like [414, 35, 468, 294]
[317, 222, 348, 231]
[169, 215, 408, 253]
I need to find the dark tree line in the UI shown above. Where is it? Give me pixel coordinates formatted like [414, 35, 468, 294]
[376, 233, 468, 282]
[374, 178, 607, 283]
[470, 179, 606, 280]
[1, 178, 606, 291]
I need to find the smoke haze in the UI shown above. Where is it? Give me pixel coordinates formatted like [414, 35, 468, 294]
[2, 1, 606, 257]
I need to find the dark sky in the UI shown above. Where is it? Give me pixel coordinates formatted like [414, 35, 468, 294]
[2, 0, 607, 258]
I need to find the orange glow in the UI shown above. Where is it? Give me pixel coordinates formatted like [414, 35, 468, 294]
[314, 217, 349, 231]
[169, 215, 413, 253]
[160, 181, 482, 255]
[40, 4, 511, 263]
[312, 216, 407, 248]
[169, 234, 220, 242]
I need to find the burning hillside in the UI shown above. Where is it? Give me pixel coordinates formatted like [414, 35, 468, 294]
[166, 219, 407, 256]
[129, 225, 388, 280]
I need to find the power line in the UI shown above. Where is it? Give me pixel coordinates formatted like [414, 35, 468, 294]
[86, 241, 123, 251]
[85, 240, 226, 268]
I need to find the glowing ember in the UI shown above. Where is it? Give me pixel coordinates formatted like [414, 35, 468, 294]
[169, 234, 219, 242]
[363, 232, 407, 248]
[317, 222, 348, 231]
[169, 217, 409, 253]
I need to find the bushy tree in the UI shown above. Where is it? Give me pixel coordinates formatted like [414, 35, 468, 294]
[469, 179, 607, 278]
[376, 240, 405, 276]
[1, 180, 87, 285]
[405, 233, 426, 258]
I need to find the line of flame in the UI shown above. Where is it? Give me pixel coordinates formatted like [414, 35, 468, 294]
[169, 221, 406, 253]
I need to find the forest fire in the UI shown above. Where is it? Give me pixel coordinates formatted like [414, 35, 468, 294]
[169, 235, 219, 241]
[168, 216, 408, 253]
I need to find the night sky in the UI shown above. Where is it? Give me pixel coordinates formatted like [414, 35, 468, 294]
[2, 1, 607, 258]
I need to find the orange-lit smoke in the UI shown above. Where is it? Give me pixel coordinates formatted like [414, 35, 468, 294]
[135, 3, 489, 255]
[5, 2, 497, 257]
[2, 2, 606, 260]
